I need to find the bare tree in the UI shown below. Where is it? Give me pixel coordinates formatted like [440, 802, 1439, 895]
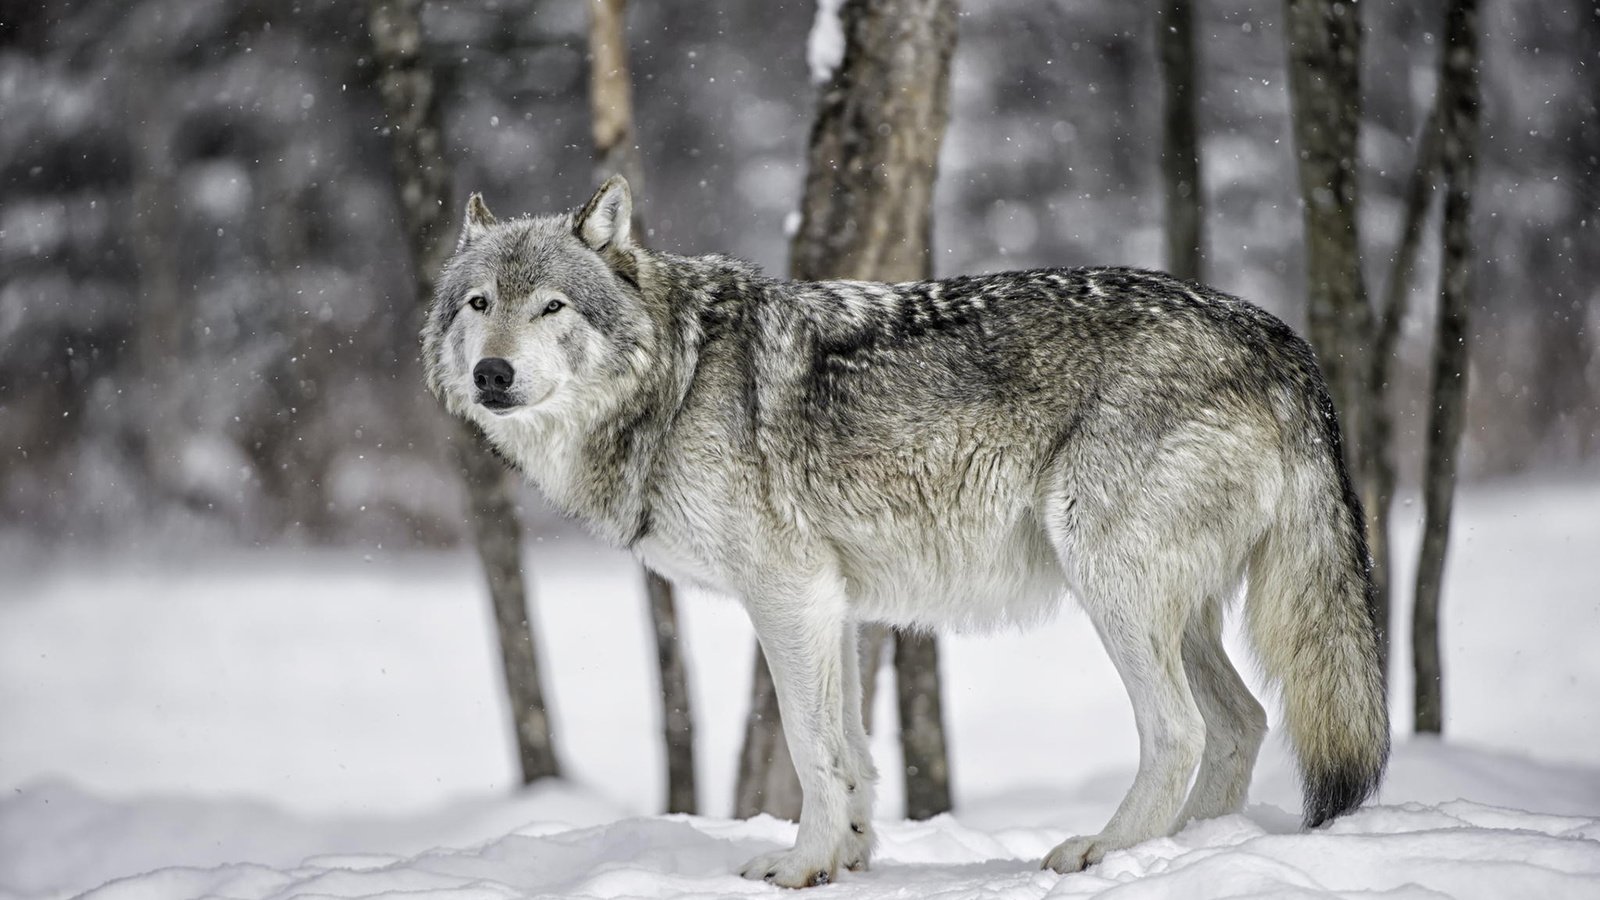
[736, 0, 960, 822]
[894, 631, 951, 819]
[586, 0, 697, 815]
[1413, 0, 1482, 736]
[734, 628, 892, 819]
[788, 1, 959, 284]
[1369, 97, 1446, 672]
[1534, 4, 1600, 456]
[127, 54, 181, 493]
[855, 624, 891, 731]
[367, 0, 560, 783]
[1157, 0, 1204, 282]
[641, 570, 696, 813]
[1283, 0, 1372, 438]
[588, 0, 645, 191]
[1283, 0, 1386, 669]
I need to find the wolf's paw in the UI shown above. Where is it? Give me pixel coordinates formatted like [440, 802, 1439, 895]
[1041, 833, 1121, 874]
[842, 819, 874, 872]
[740, 846, 837, 889]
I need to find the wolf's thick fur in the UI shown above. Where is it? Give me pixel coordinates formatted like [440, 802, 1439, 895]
[423, 178, 1389, 886]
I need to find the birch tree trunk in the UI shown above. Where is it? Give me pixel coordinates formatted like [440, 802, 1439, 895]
[1413, 0, 1482, 736]
[588, 0, 646, 192]
[367, 0, 560, 783]
[737, 0, 960, 822]
[1158, 0, 1204, 282]
[586, 0, 697, 816]
[1283, 0, 1386, 670]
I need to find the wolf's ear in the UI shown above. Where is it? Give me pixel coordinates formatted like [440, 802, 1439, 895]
[575, 175, 633, 252]
[457, 193, 497, 251]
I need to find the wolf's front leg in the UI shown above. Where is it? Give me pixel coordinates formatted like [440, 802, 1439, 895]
[738, 580, 855, 888]
[838, 620, 878, 872]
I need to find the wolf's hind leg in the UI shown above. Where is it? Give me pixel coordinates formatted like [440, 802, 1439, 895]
[839, 621, 878, 871]
[1042, 581, 1205, 874]
[1176, 596, 1267, 826]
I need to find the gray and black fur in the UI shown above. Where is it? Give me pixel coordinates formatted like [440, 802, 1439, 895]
[423, 177, 1389, 886]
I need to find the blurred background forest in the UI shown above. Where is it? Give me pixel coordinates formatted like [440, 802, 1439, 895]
[1, 0, 1596, 550]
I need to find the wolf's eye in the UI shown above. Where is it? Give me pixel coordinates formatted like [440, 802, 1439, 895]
[467, 295, 488, 312]
[542, 299, 565, 316]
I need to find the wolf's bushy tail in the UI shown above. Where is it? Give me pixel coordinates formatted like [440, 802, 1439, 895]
[1247, 381, 1390, 828]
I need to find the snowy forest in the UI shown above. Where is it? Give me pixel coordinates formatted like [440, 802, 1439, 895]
[3, 0, 1600, 898]
[3, 0, 1596, 546]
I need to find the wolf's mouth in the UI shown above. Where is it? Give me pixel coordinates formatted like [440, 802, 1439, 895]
[476, 390, 520, 413]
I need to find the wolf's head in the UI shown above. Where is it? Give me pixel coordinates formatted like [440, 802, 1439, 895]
[422, 176, 655, 424]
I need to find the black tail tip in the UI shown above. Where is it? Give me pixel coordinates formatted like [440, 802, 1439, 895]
[1303, 763, 1384, 828]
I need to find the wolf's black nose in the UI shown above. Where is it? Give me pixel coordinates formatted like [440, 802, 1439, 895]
[473, 357, 514, 391]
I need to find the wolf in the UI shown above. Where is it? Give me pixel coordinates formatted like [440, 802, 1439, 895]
[422, 176, 1389, 887]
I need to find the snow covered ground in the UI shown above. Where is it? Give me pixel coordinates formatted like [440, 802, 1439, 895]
[3, 477, 1599, 899]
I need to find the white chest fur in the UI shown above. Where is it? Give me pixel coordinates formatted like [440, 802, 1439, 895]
[477, 411, 588, 514]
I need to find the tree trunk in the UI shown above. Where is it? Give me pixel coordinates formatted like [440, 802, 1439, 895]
[643, 571, 697, 814]
[586, 0, 697, 815]
[788, 0, 958, 285]
[367, 0, 560, 783]
[366, 0, 450, 296]
[1377, 99, 1445, 373]
[1283, 0, 1384, 664]
[1283, 0, 1373, 444]
[127, 58, 182, 495]
[738, 0, 960, 821]
[1370, 95, 1445, 681]
[1535, 4, 1600, 456]
[588, 0, 646, 194]
[895, 631, 952, 820]
[1157, 0, 1204, 282]
[1413, 0, 1481, 736]
[458, 435, 561, 779]
[856, 624, 891, 732]
[735, 623, 883, 817]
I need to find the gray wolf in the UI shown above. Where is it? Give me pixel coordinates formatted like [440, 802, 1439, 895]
[422, 176, 1389, 887]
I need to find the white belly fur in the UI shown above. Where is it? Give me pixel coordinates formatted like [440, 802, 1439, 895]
[832, 514, 1069, 632]
[633, 502, 1070, 632]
